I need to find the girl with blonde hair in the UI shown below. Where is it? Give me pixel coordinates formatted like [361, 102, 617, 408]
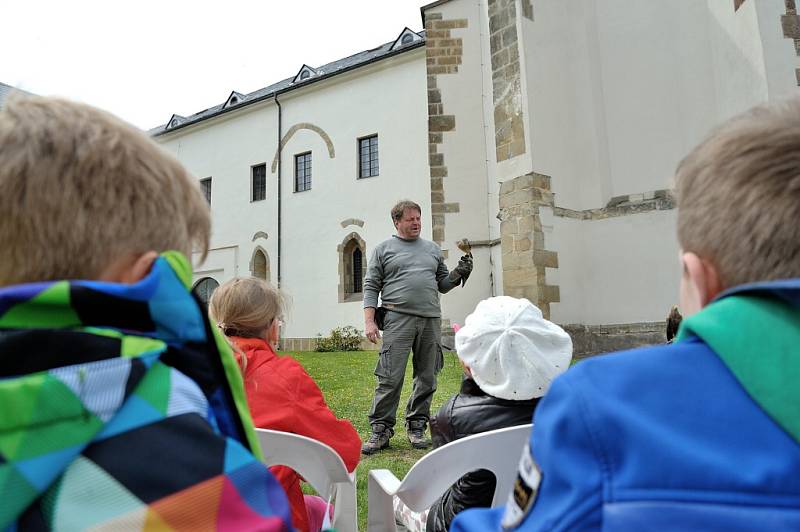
[210, 277, 361, 532]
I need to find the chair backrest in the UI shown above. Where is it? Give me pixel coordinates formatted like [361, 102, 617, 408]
[255, 428, 357, 532]
[398, 423, 532, 511]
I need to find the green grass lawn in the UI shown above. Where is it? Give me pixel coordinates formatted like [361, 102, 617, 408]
[281, 349, 464, 530]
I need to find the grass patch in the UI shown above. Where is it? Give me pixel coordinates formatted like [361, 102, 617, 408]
[282, 349, 464, 530]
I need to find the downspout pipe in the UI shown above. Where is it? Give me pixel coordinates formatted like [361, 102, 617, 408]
[276, 93, 283, 287]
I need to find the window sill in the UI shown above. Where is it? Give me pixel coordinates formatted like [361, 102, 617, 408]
[340, 292, 363, 303]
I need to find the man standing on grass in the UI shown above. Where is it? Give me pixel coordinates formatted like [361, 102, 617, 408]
[362, 200, 473, 455]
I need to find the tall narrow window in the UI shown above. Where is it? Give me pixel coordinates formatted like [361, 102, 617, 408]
[352, 248, 363, 293]
[358, 135, 379, 178]
[200, 177, 212, 204]
[252, 163, 266, 201]
[295, 152, 312, 192]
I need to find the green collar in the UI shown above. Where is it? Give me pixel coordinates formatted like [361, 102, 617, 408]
[676, 295, 800, 443]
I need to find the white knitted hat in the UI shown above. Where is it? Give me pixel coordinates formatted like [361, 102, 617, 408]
[455, 296, 573, 400]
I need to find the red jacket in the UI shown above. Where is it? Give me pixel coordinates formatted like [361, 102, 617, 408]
[232, 337, 361, 532]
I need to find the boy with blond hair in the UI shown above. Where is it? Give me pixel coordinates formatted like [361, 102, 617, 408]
[452, 99, 800, 531]
[0, 95, 292, 530]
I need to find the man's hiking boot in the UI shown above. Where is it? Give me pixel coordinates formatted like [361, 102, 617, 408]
[406, 420, 431, 449]
[362, 424, 393, 455]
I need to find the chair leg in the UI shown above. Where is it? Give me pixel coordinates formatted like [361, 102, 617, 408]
[333, 480, 359, 532]
[367, 473, 399, 532]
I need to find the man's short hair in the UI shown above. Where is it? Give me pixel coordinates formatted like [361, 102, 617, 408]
[676, 98, 800, 288]
[391, 200, 422, 223]
[0, 95, 210, 285]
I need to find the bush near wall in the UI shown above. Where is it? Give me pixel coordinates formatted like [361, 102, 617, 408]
[315, 326, 365, 352]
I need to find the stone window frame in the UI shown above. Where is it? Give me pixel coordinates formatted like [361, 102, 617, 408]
[338, 232, 367, 303]
[250, 246, 270, 281]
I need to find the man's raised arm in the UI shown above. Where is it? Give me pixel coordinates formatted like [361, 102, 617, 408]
[436, 253, 473, 293]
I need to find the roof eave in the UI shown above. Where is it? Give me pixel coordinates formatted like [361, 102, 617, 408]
[420, 0, 455, 22]
[153, 40, 425, 138]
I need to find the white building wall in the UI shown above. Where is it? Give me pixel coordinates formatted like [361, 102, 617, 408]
[522, 0, 718, 209]
[520, 0, 610, 210]
[542, 208, 680, 325]
[157, 50, 431, 340]
[755, 0, 800, 101]
[518, 0, 798, 326]
[275, 52, 430, 339]
[707, 0, 770, 118]
[707, 0, 798, 119]
[158, 103, 279, 287]
[593, 1, 717, 199]
[155, 0, 800, 345]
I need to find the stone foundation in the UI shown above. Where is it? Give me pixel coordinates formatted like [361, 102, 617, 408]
[280, 337, 375, 352]
[441, 318, 456, 350]
[563, 321, 667, 359]
[282, 323, 665, 357]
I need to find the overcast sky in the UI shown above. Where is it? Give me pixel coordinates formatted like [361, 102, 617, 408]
[1, 0, 424, 130]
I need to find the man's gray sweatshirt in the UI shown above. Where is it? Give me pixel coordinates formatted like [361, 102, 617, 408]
[363, 235, 458, 318]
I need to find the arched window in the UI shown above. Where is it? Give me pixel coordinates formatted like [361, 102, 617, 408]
[193, 277, 219, 306]
[253, 249, 268, 280]
[250, 247, 271, 282]
[338, 232, 366, 302]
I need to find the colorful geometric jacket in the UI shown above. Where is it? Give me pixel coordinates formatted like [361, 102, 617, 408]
[0, 252, 292, 531]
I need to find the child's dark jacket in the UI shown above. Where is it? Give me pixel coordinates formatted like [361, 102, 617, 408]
[427, 376, 538, 532]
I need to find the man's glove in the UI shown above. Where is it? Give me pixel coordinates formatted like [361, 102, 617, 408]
[449, 254, 474, 286]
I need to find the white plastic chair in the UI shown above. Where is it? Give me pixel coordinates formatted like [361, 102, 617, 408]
[367, 423, 532, 531]
[255, 428, 358, 532]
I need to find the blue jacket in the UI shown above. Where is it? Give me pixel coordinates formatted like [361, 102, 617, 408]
[451, 281, 800, 531]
